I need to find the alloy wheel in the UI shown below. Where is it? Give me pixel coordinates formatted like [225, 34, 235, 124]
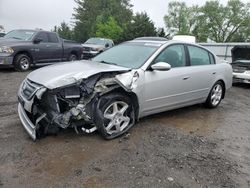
[211, 84, 223, 106]
[103, 101, 130, 135]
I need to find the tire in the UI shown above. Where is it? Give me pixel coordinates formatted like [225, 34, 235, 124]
[68, 53, 77, 61]
[204, 81, 224, 108]
[94, 93, 135, 140]
[14, 54, 31, 72]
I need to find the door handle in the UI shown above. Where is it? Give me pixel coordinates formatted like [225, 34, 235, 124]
[212, 72, 217, 75]
[46, 45, 51, 47]
[183, 76, 190, 80]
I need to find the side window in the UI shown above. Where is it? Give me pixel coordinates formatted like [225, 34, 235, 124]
[48, 33, 59, 43]
[35, 32, 48, 43]
[188, 45, 211, 66]
[209, 53, 215, 64]
[154, 45, 186, 68]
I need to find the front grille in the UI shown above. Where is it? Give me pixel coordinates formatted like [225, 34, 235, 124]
[82, 47, 91, 52]
[21, 79, 41, 100]
[232, 66, 246, 73]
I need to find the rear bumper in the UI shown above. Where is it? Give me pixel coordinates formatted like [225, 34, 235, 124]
[233, 72, 250, 84]
[18, 103, 36, 140]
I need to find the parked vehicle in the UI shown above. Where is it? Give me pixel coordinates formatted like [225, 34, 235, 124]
[82, 37, 114, 59]
[0, 29, 83, 71]
[18, 39, 232, 140]
[231, 45, 250, 84]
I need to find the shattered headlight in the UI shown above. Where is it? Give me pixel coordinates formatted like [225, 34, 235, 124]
[0, 46, 14, 54]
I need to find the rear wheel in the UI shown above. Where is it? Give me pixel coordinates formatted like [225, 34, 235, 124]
[94, 93, 135, 139]
[14, 54, 31, 71]
[204, 81, 224, 108]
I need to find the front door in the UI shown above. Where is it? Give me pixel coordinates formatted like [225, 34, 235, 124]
[33, 32, 52, 62]
[143, 44, 193, 116]
[47, 32, 63, 61]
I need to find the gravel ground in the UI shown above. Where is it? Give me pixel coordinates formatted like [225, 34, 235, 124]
[0, 68, 250, 188]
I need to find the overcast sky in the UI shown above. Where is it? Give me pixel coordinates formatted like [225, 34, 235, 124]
[0, 0, 248, 32]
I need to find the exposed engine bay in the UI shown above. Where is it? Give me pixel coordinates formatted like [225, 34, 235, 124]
[21, 71, 139, 139]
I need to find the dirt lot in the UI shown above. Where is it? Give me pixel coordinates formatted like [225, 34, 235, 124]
[0, 68, 250, 188]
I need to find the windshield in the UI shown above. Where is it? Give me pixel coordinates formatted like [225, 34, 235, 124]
[85, 38, 106, 45]
[92, 42, 159, 69]
[4, 30, 35, 40]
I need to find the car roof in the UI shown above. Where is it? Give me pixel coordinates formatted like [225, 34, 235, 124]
[127, 38, 169, 48]
[128, 39, 215, 53]
[134, 37, 168, 41]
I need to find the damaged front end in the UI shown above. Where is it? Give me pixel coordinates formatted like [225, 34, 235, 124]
[18, 71, 139, 140]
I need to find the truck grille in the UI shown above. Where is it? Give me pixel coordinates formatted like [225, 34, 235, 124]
[82, 47, 91, 52]
[21, 79, 41, 100]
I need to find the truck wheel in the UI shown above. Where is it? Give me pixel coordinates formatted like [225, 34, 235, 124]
[14, 54, 31, 72]
[68, 54, 77, 61]
[94, 93, 135, 140]
[204, 81, 224, 108]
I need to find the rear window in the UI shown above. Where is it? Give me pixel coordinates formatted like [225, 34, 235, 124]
[209, 53, 215, 64]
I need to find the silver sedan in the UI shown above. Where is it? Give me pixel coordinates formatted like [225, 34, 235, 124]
[18, 38, 232, 140]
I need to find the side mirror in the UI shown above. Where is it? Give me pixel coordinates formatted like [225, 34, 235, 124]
[105, 43, 109, 48]
[151, 62, 171, 71]
[33, 38, 42, 44]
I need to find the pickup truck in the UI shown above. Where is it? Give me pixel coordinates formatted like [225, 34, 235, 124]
[82, 38, 114, 59]
[0, 29, 83, 71]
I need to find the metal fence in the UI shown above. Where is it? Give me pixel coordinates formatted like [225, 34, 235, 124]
[199, 43, 250, 63]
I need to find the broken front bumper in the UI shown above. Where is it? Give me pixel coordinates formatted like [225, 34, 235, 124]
[18, 103, 36, 140]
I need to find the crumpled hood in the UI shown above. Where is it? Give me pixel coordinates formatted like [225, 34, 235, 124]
[27, 60, 130, 89]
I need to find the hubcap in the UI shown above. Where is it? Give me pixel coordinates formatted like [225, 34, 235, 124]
[70, 55, 77, 61]
[103, 101, 130, 135]
[211, 84, 223, 106]
[20, 58, 29, 70]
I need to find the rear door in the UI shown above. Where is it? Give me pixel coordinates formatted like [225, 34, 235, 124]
[185, 45, 218, 100]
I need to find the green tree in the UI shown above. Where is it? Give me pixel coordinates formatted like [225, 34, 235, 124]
[164, 2, 197, 35]
[196, 0, 250, 42]
[156, 28, 167, 38]
[73, 0, 133, 42]
[124, 12, 156, 40]
[53, 22, 73, 40]
[95, 16, 123, 43]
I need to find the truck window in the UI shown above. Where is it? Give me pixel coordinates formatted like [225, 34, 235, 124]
[35, 32, 49, 43]
[48, 33, 59, 43]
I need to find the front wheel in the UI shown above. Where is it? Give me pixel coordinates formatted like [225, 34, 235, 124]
[68, 54, 77, 61]
[204, 81, 224, 108]
[14, 54, 31, 72]
[94, 93, 135, 139]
